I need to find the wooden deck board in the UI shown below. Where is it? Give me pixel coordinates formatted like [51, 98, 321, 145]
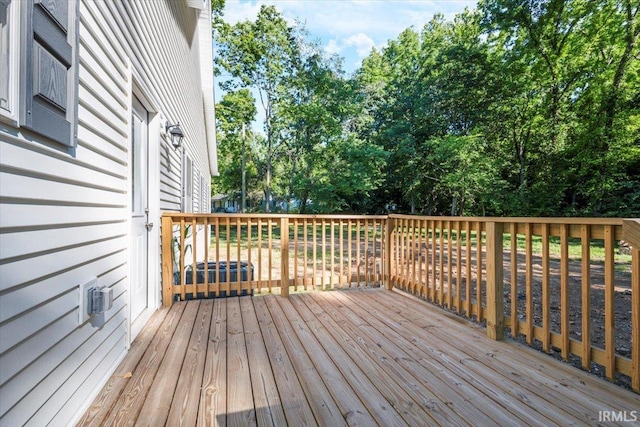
[79, 288, 640, 427]
[102, 302, 187, 426]
[167, 299, 213, 426]
[262, 296, 347, 427]
[77, 306, 169, 426]
[226, 297, 255, 426]
[289, 294, 416, 427]
[252, 297, 318, 426]
[273, 294, 379, 426]
[353, 289, 571, 426]
[240, 297, 288, 426]
[379, 289, 639, 424]
[299, 294, 454, 426]
[198, 298, 227, 426]
[136, 300, 200, 425]
[315, 291, 501, 426]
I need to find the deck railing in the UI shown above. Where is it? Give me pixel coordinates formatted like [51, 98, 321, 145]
[388, 214, 639, 392]
[161, 213, 386, 303]
[161, 212, 639, 392]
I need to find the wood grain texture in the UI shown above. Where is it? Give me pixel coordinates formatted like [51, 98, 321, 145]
[80, 289, 640, 426]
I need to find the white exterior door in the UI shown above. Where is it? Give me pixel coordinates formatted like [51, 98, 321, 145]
[131, 97, 149, 330]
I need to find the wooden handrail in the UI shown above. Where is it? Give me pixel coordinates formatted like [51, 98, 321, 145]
[389, 213, 625, 225]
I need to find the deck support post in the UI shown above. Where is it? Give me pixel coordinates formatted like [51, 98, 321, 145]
[161, 215, 174, 307]
[485, 221, 504, 340]
[385, 217, 393, 290]
[280, 217, 290, 297]
[623, 219, 640, 392]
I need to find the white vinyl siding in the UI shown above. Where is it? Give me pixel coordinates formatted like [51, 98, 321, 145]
[0, 0, 213, 425]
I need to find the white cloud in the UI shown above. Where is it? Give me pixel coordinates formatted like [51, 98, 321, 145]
[222, 0, 478, 73]
[325, 39, 342, 55]
[344, 33, 376, 57]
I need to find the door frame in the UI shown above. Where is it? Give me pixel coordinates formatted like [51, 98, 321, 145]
[127, 76, 160, 344]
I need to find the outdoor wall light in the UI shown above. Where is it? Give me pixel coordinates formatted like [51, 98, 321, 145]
[165, 121, 184, 150]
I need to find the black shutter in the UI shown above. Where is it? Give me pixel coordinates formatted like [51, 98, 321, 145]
[22, 0, 78, 147]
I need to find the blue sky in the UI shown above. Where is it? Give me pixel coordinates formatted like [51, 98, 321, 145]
[217, 0, 478, 130]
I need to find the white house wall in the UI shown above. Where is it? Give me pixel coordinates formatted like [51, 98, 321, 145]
[0, 1, 213, 425]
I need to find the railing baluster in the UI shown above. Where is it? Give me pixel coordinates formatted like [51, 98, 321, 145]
[561, 224, 570, 361]
[476, 221, 482, 322]
[465, 221, 471, 316]
[257, 218, 262, 292]
[215, 217, 220, 295]
[581, 224, 591, 370]
[424, 220, 429, 299]
[322, 219, 327, 289]
[268, 218, 273, 293]
[357, 219, 362, 287]
[236, 218, 241, 295]
[541, 223, 550, 353]
[447, 220, 453, 310]
[632, 244, 639, 392]
[293, 219, 298, 291]
[439, 220, 444, 306]
[192, 218, 197, 300]
[331, 219, 335, 289]
[455, 220, 462, 314]
[373, 219, 378, 286]
[419, 219, 424, 297]
[340, 219, 345, 287]
[226, 217, 231, 296]
[247, 218, 253, 293]
[280, 217, 289, 297]
[180, 218, 186, 301]
[604, 224, 615, 379]
[204, 217, 210, 298]
[525, 222, 533, 345]
[432, 221, 438, 303]
[510, 223, 518, 338]
[313, 218, 318, 288]
[303, 218, 308, 291]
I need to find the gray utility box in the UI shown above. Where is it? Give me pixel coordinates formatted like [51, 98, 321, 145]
[174, 261, 254, 299]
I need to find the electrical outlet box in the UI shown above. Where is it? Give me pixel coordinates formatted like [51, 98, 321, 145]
[90, 286, 113, 314]
[79, 277, 98, 325]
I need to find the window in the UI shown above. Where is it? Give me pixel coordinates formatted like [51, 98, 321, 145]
[0, 0, 19, 122]
[183, 155, 193, 213]
[21, 0, 79, 148]
[200, 173, 208, 213]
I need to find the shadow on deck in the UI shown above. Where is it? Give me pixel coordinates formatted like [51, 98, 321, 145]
[78, 288, 638, 426]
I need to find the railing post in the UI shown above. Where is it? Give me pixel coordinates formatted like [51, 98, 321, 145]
[485, 221, 504, 340]
[161, 215, 174, 307]
[280, 217, 290, 297]
[623, 219, 640, 392]
[385, 217, 393, 290]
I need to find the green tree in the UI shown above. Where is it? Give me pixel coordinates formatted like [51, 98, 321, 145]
[215, 5, 297, 211]
[213, 89, 258, 201]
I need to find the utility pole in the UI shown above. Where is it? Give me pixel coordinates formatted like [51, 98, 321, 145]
[241, 123, 246, 213]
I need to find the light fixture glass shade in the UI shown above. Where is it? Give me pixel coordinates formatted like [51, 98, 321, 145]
[166, 122, 184, 149]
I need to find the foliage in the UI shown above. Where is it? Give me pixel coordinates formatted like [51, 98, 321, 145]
[213, 0, 640, 217]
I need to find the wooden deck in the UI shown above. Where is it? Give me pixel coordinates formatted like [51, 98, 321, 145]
[78, 288, 639, 426]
